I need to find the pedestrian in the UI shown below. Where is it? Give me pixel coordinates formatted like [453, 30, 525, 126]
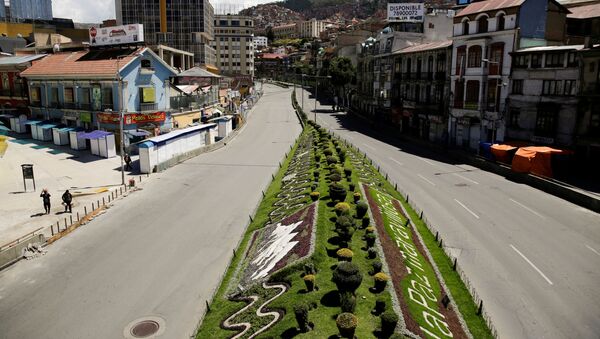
[40, 189, 51, 214]
[62, 189, 72, 213]
[124, 153, 132, 171]
[333, 95, 338, 112]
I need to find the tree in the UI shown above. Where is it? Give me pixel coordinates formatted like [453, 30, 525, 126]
[328, 56, 356, 108]
[266, 26, 275, 42]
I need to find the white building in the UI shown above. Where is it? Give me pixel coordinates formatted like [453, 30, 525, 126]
[211, 14, 255, 77]
[297, 18, 327, 39]
[253, 36, 268, 49]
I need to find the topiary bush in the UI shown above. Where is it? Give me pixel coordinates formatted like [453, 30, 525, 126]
[365, 232, 376, 248]
[356, 201, 369, 218]
[340, 291, 356, 313]
[343, 167, 352, 177]
[362, 216, 370, 228]
[368, 247, 377, 259]
[339, 150, 346, 163]
[304, 262, 316, 275]
[332, 261, 363, 294]
[294, 301, 311, 333]
[371, 260, 382, 275]
[324, 148, 333, 156]
[373, 297, 386, 315]
[326, 155, 338, 165]
[337, 248, 354, 262]
[374, 272, 389, 292]
[303, 274, 316, 292]
[353, 192, 361, 202]
[336, 215, 354, 230]
[365, 225, 375, 233]
[336, 312, 358, 339]
[380, 310, 399, 335]
[329, 173, 342, 182]
[329, 182, 347, 202]
[349, 183, 355, 191]
[310, 191, 320, 201]
[315, 154, 321, 162]
[313, 170, 320, 178]
[334, 202, 351, 216]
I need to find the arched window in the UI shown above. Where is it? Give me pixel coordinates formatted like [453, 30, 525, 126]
[462, 19, 470, 35]
[467, 45, 482, 68]
[477, 15, 489, 33]
[497, 14, 505, 30]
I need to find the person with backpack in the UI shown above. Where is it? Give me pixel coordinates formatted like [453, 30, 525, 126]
[62, 190, 72, 213]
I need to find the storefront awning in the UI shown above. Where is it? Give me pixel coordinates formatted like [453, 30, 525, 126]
[24, 120, 41, 125]
[77, 130, 112, 140]
[39, 123, 59, 130]
[58, 127, 76, 132]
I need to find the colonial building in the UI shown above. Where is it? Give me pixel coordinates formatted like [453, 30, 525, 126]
[576, 44, 600, 170]
[0, 54, 46, 116]
[297, 18, 327, 39]
[211, 15, 254, 77]
[272, 23, 298, 39]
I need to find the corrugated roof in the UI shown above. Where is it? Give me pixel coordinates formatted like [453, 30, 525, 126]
[0, 54, 47, 66]
[21, 48, 144, 78]
[456, 0, 525, 17]
[567, 2, 600, 18]
[395, 40, 453, 54]
[515, 44, 584, 52]
[177, 66, 221, 78]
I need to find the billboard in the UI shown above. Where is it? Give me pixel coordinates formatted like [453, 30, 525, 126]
[89, 24, 144, 47]
[97, 112, 166, 125]
[387, 3, 424, 22]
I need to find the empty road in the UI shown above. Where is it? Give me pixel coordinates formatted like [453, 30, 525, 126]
[300, 87, 600, 339]
[0, 84, 302, 339]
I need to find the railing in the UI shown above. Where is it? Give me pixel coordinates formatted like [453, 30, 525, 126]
[139, 102, 158, 112]
[171, 95, 218, 112]
[464, 102, 479, 110]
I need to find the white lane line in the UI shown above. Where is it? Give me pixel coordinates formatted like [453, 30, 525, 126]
[454, 199, 480, 219]
[418, 158, 437, 166]
[389, 157, 404, 166]
[509, 198, 546, 219]
[417, 174, 436, 186]
[453, 173, 479, 185]
[510, 244, 554, 285]
[362, 143, 376, 150]
[585, 244, 600, 256]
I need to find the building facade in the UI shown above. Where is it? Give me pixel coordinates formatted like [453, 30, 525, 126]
[0, 54, 46, 115]
[298, 18, 327, 38]
[272, 23, 298, 39]
[211, 15, 254, 77]
[576, 45, 600, 169]
[9, 0, 53, 21]
[116, 0, 216, 68]
[449, 0, 569, 149]
[253, 36, 268, 49]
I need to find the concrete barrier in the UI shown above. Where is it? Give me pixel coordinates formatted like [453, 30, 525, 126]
[0, 234, 46, 270]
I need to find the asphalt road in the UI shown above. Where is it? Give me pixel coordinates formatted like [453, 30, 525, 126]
[0, 84, 302, 339]
[300, 88, 600, 339]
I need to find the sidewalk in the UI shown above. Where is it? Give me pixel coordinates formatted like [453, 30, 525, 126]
[0, 135, 145, 246]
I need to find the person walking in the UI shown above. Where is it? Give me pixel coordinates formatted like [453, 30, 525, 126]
[124, 153, 132, 171]
[62, 189, 72, 213]
[40, 189, 51, 214]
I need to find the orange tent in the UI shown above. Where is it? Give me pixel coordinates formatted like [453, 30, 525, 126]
[490, 144, 517, 164]
[511, 146, 567, 178]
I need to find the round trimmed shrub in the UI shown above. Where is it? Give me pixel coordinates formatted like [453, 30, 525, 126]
[334, 202, 351, 216]
[336, 215, 354, 229]
[330, 166, 342, 175]
[336, 225, 355, 248]
[313, 170, 320, 178]
[371, 260, 382, 275]
[374, 297, 386, 315]
[349, 183, 355, 191]
[356, 201, 368, 218]
[340, 291, 356, 313]
[326, 156, 338, 165]
[335, 146, 342, 154]
[362, 216, 370, 228]
[368, 247, 377, 259]
[315, 154, 321, 162]
[303, 274, 316, 292]
[339, 150, 346, 162]
[374, 272, 389, 292]
[365, 226, 376, 233]
[310, 191, 320, 201]
[343, 167, 352, 177]
[311, 183, 317, 191]
[294, 301, 311, 332]
[329, 173, 342, 182]
[329, 182, 347, 202]
[365, 232, 376, 248]
[336, 312, 358, 338]
[380, 310, 399, 335]
[332, 261, 362, 294]
[324, 148, 333, 156]
[337, 248, 354, 262]
[353, 192, 361, 202]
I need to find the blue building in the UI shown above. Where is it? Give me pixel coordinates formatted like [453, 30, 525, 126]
[10, 0, 53, 21]
[21, 47, 177, 145]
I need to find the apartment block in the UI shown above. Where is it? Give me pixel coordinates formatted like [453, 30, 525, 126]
[211, 14, 254, 77]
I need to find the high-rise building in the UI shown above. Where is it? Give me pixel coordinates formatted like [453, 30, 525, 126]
[116, 0, 216, 69]
[211, 14, 254, 77]
[9, 0, 53, 20]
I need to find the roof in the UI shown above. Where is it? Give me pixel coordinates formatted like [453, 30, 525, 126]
[567, 2, 600, 18]
[176, 84, 200, 94]
[139, 123, 217, 147]
[456, 0, 525, 17]
[177, 66, 221, 78]
[0, 54, 47, 66]
[258, 53, 287, 60]
[21, 48, 144, 78]
[515, 44, 584, 52]
[394, 40, 453, 55]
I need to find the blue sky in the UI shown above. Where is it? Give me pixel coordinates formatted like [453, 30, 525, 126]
[52, 0, 274, 23]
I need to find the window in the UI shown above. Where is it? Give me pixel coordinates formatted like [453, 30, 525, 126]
[1, 73, 9, 90]
[102, 88, 113, 108]
[436, 54, 446, 72]
[80, 88, 90, 104]
[219, 20, 227, 26]
[564, 80, 576, 95]
[467, 45, 482, 68]
[535, 103, 557, 137]
[462, 20, 470, 35]
[567, 52, 577, 67]
[489, 43, 504, 75]
[477, 16, 489, 33]
[231, 20, 240, 26]
[487, 79, 501, 111]
[141, 59, 153, 69]
[454, 80, 464, 108]
[465, 80, 480, 109]
[140, 87, 155, 103]
[545, 53, 564, 67]
[30, 87, 41, 103]
[512, 79, 523, 94]
[64, 87, 74, 103]
[497, 14, 505, 30]
[590, 61, 596, 73]
[509, 109, 520, 127]
[456, 46, 466, 75]
[542, 80, 562, 95]
[514, 54, 529, 68]
[531, 54, 542, 68]
[49, 87, 58, 106]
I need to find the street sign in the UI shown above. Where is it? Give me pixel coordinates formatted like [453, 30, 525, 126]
[21, 164, 36, 191]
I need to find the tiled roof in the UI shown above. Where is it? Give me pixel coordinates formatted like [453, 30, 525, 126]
[258, 53, 287, 59]
[0, 54, 47, 66]
[20, 48, 143, 78]
[567, 2, 600, 18]
[456, 0, 525, 17]
[395, 40, 453, 54]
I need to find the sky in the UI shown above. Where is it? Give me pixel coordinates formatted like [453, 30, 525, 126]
[52, 0, 276, 23]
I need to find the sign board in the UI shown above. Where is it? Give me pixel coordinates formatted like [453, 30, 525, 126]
[21, 164, 35, 191]
[387, 3, 424, 22]
[89, 24, 144, 47]
[80, 112, 92, 123]
[97, 112, 166, 125]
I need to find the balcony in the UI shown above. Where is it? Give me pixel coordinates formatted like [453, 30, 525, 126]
[464, 102, 479, 110]
[0, 89, 11, 96]
[140, 102, 158, 112]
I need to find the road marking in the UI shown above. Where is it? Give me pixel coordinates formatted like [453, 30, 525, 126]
[389, 157, 403, 166]
[585, 244, 600, 256]
[418, 158, 437, 166]
[510, 244, 554, 285]
[453, 173, 479, 185]
[362, 143, 376, 150]
[417, 174, 436, 186]
[509, 198, 545, 219]
[454, 199, 480, 219]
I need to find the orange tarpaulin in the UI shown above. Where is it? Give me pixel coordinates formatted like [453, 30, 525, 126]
[490, 144, 517, 164]
[511, 146, 567, 178]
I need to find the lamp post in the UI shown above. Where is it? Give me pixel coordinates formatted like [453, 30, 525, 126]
[116, 56, 126, 186]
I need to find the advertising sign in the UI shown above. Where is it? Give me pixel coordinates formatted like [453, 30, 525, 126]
[387, 3, 424, 22]
[89, 24, 144, 47]
[92, 87, 102, 111]
[97, 112, 166, 125]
